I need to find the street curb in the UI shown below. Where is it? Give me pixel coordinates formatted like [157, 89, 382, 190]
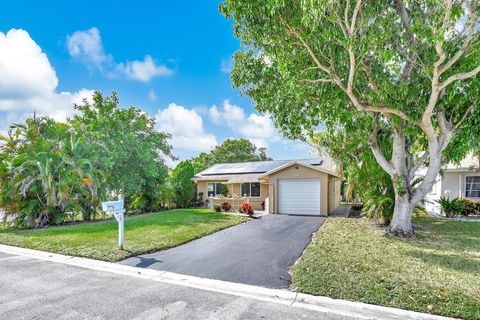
[0, 244, 456, 320]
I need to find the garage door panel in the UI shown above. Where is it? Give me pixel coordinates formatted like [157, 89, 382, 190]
[278, 179, 320, 215]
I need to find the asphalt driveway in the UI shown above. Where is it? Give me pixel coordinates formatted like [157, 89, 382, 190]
[120, 214, 325, 288]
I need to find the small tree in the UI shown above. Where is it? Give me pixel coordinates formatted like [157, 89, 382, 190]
[171, 160, 195, 207]
[222, 0, 480, 236]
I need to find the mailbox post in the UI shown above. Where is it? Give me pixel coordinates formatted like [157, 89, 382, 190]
[101, 199, 125, 250]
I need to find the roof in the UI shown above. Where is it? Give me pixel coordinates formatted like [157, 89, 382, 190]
[192, 158, 338, 182]
[444, 153, 480, 172]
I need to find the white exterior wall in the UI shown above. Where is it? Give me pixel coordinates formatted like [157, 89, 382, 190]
[424, 171, 480, 214]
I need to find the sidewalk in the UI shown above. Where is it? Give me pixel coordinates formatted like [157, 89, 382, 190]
[0, 244, 455, 320]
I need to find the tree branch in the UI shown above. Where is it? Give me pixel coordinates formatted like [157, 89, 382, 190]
[368, 121, 394, 176]
[439, 3, 477, 75]
[440, 65, 480, 89]
[393, 0, 418, 82]
[300, 78, 333, 84]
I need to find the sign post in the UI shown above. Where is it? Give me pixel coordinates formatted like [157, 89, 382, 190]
[101, 199, 125, 250]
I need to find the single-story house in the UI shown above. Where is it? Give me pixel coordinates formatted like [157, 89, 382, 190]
[424, 153, 480, 214]
[192, 158, 341, 216]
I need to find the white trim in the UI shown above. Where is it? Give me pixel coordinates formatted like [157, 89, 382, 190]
[259, 161, 338, 179]
[465, 174, 480, 198]
[0, 244, 452, 320]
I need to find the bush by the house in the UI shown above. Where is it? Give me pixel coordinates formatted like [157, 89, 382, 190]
[212, 204, 221, 212]
[221, 201, 232, 212]
[221, 185, 229, 197]
[458, 198, 480, 216]
[435, 197, 465, 218]
[239, 201, 254, 216]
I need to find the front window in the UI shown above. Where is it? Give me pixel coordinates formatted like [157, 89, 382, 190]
[207, 182, 224, 197]
[251, 182, 260, 197]
[241, 183, 250, 197]
[465, 176, 480, 198]
[207, 183, 215, 197]
[241, 182, 261, 197]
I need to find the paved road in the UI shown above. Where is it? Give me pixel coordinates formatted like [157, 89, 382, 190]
[0, 252, 352, 320]
[121, 214, 325, 288]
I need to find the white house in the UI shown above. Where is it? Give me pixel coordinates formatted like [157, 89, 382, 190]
[424, 153, 480, 214]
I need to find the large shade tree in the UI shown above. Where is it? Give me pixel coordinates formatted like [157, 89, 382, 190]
[222, 0, 480, 236]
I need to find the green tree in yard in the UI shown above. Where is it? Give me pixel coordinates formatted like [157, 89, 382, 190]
[71, 91, 174, 201]
[191, 138, 272, 173]
[171, 160, 195, 207]
[0, 117, 97, 227]
[221, 0, 480, 236]
[313, 128, 395, 224]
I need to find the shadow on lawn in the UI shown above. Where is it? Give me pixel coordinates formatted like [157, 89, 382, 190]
[401, 219, 480, 273]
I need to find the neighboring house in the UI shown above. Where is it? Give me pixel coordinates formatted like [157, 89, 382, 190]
[192, 158, 341, 216]
[424, 153, 480, 214]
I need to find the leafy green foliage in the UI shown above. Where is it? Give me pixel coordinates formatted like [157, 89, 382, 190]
[190, 138, 271, 173]
[0, 117, 98, 227]
[71, 92, 173, 198]
[0, 92, 174, 227]
[221, 0, 480, 233]
[435, 197, 465, 218]
[171, 160, 195, 208]
[313, 127, 395, 223]
[457, 198, 480, 216]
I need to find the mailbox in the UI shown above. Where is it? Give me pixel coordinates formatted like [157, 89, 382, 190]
[102, 200, 124, 212]
[101, 199, 125, 249]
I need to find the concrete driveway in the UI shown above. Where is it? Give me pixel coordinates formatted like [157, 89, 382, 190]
[120, 214, 325, 288]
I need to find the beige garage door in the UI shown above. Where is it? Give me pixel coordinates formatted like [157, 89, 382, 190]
[278, 179, 321, 215]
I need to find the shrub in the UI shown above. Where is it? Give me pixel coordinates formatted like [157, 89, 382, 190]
[221, 185, 229, 197]
[239, 201, 254, 216]
[212, 204, 221, 212]
[435, 197, 465, 218]
[221, 201, 232, 212]
[458, 198, 480, 216]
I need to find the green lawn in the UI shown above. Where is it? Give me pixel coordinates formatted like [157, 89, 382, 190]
[0, 209, 246, 262]
[291, 217, 480, 320]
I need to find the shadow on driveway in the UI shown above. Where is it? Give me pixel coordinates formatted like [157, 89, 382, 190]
[120, 214, 325, 289]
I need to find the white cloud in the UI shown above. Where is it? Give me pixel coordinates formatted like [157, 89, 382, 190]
[67, 27, 172, 82]
[118, 55, 172, 82]
[66, 27, 110, 69]
[0, 29, 58, 101]
[208, 105, 221, 124]
[207, 100, 280, 147]
[0, 28, 94, 132]
[148, 89, 157, 102]
[155, 103, 217, 152]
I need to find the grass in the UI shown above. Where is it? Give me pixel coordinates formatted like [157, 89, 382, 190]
[0, 208, 246, 262]
[291, 216, 480, 320]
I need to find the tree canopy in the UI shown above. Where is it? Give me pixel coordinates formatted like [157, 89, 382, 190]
[171, 160, 195, 207]
[0, 92, 174, 227]
[191, 138, 272, 173]
[222, 0, 480, 236]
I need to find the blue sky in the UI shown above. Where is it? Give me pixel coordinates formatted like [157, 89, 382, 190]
[0, 0, 313, 165]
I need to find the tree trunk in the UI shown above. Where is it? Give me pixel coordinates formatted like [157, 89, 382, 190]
[387, 192, 414, 237]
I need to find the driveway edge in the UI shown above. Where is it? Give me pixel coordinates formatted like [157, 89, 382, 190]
[0, 244, 455, 320]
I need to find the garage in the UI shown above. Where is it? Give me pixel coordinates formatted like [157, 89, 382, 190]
[278, 179, 321, 215]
